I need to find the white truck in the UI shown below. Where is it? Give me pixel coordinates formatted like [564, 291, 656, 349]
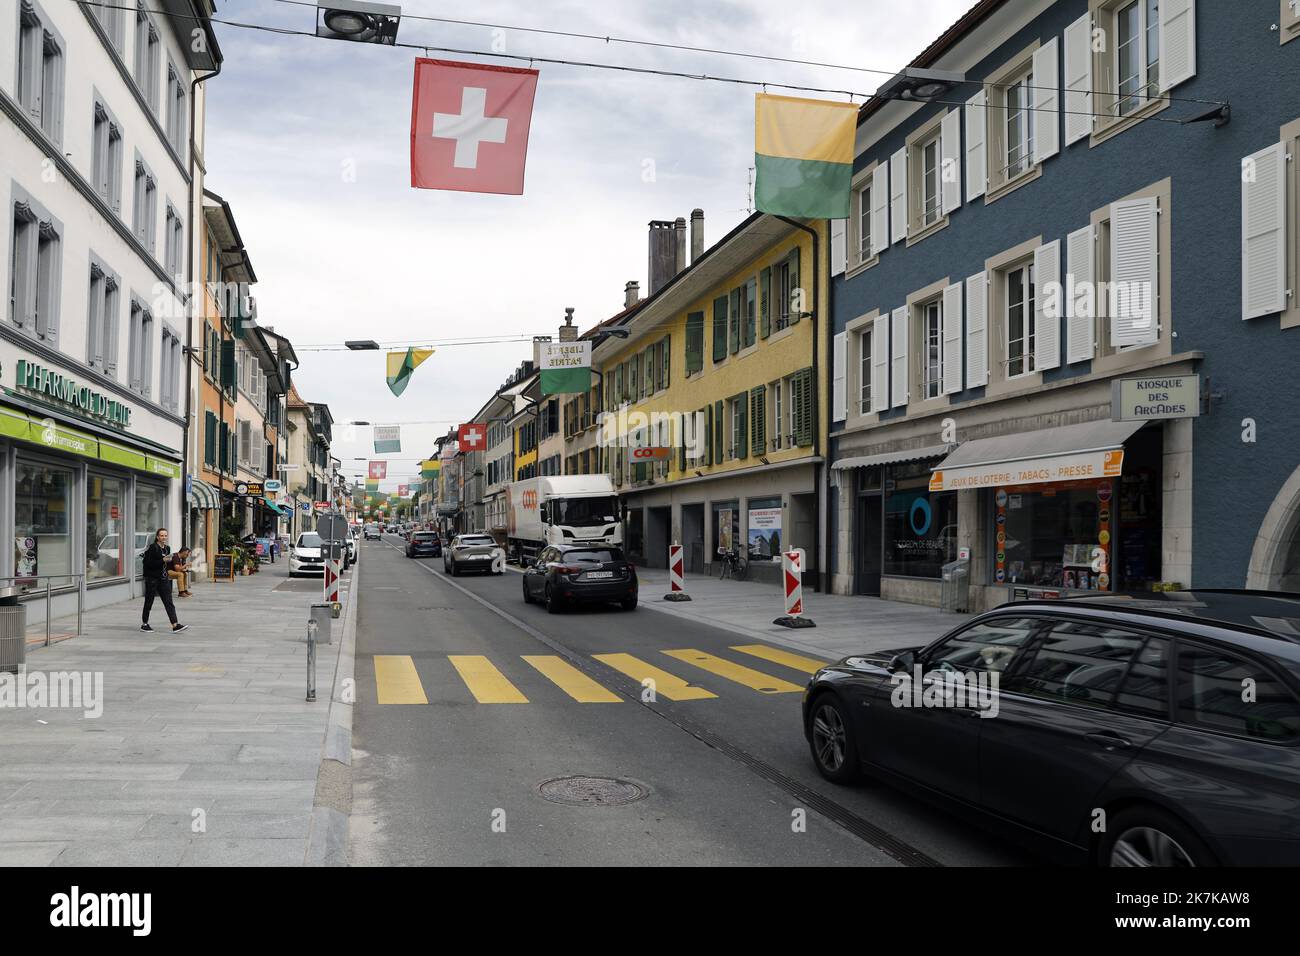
[505, 475, 623, 561]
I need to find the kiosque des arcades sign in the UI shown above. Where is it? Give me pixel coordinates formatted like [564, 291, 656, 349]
[13, 359, 132, 427]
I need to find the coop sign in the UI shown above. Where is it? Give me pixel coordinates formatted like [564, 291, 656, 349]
[14, 359, 132, 427]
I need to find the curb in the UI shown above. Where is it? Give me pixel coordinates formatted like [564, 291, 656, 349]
[304, 556, 359, 866]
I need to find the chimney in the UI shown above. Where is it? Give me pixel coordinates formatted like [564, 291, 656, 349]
[624, 280, 640, 308]
[647, 220, 676, 295]
[674, 217, 687, 274]
[690, 208, 704, 263]
[558, 307, 578, 342]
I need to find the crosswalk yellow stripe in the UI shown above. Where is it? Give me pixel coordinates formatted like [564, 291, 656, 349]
[729, 643, 828, 675]
[592, 653, 717, 701]
[374, 655, 429, 705]
[663, 649, 803, 694]
[449, 655, 529, 704]
[522, 655, 621, 703]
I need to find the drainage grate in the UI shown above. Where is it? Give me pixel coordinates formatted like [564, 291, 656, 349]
[536, 775, 650, 807]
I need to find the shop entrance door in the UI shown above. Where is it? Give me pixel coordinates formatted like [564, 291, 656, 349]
[856, 493, 881, 595]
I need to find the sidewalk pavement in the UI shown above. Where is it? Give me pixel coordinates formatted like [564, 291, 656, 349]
[0, 557, 355, 867]
[632, 566, 970, 662]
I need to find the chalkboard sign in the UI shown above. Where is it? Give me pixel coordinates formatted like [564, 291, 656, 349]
[213, 553, 235, 581]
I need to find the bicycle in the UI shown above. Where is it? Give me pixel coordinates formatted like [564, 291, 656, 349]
[716, 548, 749, 581]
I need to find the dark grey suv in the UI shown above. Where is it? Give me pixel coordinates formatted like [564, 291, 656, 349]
[802, 590, 1300, 866]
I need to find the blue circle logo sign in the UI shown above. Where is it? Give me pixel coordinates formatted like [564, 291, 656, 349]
[909, 497, 932, 536]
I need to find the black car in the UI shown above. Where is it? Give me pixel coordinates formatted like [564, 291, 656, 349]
[802, 590, 1300, 867]
[522, 544, 637, 613]
[406, 531, 442, 558]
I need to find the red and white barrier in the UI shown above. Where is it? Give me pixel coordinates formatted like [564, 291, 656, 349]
[323, 557, 341, 613]
[664, 544, 691, 601]
[775, 548, 815, 628]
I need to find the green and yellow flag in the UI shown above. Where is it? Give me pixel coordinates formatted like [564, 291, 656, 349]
[385, 348, 434, 397]
[754, 94, 857, 219]
[420, 458, 440, 479]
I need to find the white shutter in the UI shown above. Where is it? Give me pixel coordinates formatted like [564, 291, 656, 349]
[831, 331, 847, 422]
[1109, 197, 1160, 347]
[965, 271, 988, 387]
[1031, 37, 1060, 163]
[889, 147, 907, 244]
[1159, 0, 1196, 91]
[1034, 239, 1061, 370]
[941, 108, 962, 215]
[964, 90, 987, 201]
[871, 163, 889, 255]
[941, 282, 963, 395]
[1242, 142, 1288, 320]
[1063, 13, 1093, 146]
[1065, 225, 1096, 363]
[830, 219, 847, 277]
[890, 305, 909, 407]
[871, 315, 890, 413]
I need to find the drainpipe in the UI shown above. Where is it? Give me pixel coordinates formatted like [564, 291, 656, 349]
[775, 216, 823, 593]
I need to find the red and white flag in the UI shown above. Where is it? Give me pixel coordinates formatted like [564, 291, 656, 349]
[457, 422, 487, 451]
[368, 460, 388, 480]
[410, 58, 539, 195]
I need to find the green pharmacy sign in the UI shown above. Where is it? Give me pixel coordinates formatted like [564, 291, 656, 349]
[14, 359, 132, 427]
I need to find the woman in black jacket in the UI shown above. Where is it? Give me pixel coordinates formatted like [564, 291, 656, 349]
[141, 528, 188, 633]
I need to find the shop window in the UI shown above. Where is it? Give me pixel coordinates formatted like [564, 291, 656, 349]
[15, 461, 73, 585]
[883, 461, 957, 579]
[86, 474, 128, 581]
[134, 483, 167, 576]
[995, 480, 1112, 591]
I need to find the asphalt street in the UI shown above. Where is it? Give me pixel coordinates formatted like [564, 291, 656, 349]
[348, 534, 1034, 866]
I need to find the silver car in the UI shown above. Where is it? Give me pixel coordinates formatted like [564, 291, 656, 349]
[443, 534, 500, 576]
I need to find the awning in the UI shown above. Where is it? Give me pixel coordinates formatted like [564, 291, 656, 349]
[263, 497, 290, 516]
[833, 443, 954, 470]
[188, 477, 221, 510]
[929, 420, 1144, 492]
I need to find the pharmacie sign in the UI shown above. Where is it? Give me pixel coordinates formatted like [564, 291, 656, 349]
[1111, 374, 1200, 421]
[14, 359, 131, 427]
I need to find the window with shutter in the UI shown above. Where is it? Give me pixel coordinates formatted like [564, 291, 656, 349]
[965, 90, 987, 200]
[787, 249, 801, 325]
[744, 278, 756, 347]
[941, 283, 964, 395]
[871, 163, 890, 256]
[736, 394, 748, 459]
[1109, 196, 1159, 347]
[729, 288, 741, 353]
[704, 403, 712, 465]
[830, 218, 846, 277]
[1034, 239, 1061, 370]
[941, 108, 962, 215]
[1063, 12, 1093, 145]
[871, 316, 890, 413]
[759, 267, 771, 338]
[204, 411, 216, 466]
[751, 385, 766, 452]
[218, 421, 229, 470]
[965, 271, 989, 387]
[890, 148, 908, 244]
[794, 368, 814, 446]
[1241, 142, 1288, 320]
[712, 295, 728, 362]
[1031, 38, 1060, 164]
[713, 400, 724, 464]
[890, 306, 909, 407]
[831, 332, 846, 422]
[1066, 225, 1096, 362]
[685, 312, 703, 373]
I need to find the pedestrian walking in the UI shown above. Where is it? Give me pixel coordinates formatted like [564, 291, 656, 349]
[141, 528, 189, 633]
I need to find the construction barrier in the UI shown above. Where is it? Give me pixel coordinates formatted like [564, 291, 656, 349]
[664, 544, 692, 601]
[774, 548, 815, 628]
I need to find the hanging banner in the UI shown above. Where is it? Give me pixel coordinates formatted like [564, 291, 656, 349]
[368, 460, 388, 480]
[457, 423, 487, 452]
[420, 458, 440, 479]
[385, 348, 434, 397]
[374, 425, 402, 453]
[537, 340, 591, 395]
[410, 58, 540, 195]
[398, 484, 409, 497]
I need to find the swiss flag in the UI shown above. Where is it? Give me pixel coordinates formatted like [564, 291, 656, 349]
[458, 423, 487, 451]
[410, 58, 539, 195]
[368, 461, 387, 480]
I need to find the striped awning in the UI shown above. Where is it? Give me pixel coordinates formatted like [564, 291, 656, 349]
[188, 477, 221, 510]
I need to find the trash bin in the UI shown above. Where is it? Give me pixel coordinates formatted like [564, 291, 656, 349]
[309, 603, 333, 645]
[940, 558, 970, 613]
[0, 601, 27, 673]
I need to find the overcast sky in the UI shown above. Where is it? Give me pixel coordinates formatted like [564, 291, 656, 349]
[205, 0, 970, 489]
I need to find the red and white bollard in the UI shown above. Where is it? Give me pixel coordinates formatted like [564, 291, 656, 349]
[323, 557, 341, 617]
[664, 544, 692, 602]
[774, 548, 816, 628]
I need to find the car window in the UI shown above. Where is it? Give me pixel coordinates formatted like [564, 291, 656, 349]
[297, 533, 322, 548]
[1005, 621, 1168, 715]
[1175, 643, 1300, 742]
[564, 549, 623, 563]
[460, 537, 494, 546]
[414, 533, 437, 541]
[925, 616, 1039, 675]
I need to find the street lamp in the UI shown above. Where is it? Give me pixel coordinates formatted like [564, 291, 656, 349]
[345, 340, 380, 351]
[316, 0, 401, 45]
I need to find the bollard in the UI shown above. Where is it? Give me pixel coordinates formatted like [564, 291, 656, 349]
[774, 548, 816, 628]
[663, 544, 692, 602]
[323, 556, 341, 618]
[306, 617, 317, 702]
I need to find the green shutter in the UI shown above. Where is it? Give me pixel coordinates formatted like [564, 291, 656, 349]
[713, 400, 724, 464]
[218, 421, 229, 470]
[712, 296, 728, 362]
[751, 385, 766, 453]
[729, 288, 741, 354]
[744, 278, 757, 347]
[661, 336, 670, 389]
[204, 411, 217, 466]
[705, 403, 712, 465]
[794, 367, 814, 446]
[736, 393, 748, 459]
[220, 339, 235, 389]
[760, 268, 772, 339]
[787, 250, 802, 325]
[630, 354, 640, 400]
[686, 312, 703, 373]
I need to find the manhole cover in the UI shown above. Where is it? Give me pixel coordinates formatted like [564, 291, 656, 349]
[536, 775, 650, 807]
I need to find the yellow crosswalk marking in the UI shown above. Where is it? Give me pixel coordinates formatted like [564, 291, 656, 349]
[592, 653, 717, 701]
[374, 655, 429, 705]
[522, 655, 621, 703]
[729, 643, 828, 675]
[663, 649, 803, 694]
[449, 655, 529, 704]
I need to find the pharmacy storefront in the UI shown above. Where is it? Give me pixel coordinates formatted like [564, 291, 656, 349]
[0, 357, 183, 622]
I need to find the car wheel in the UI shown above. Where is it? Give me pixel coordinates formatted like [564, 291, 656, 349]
[450, 559, 459, 577]
[620, 596, 638, 611]
[1101, 807, 1217, 867]
[545, 585, 563, 614]
[808, 693, 861, 784]
[522, 578, 534, 604]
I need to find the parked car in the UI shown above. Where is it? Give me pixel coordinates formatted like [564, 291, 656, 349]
[288, 532, 326, 577]
[521, 544, 637, 613]
[95, 532, 151, 577]
[346, 532, 358, 564]
[443, 533, 500, 576]
[802, 590, 1300, 866]
[406, 531, 442, 559]
[363, 523, 380, 541]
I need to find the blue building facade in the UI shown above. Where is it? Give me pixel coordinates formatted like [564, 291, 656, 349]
[826, 0, 1300, 609]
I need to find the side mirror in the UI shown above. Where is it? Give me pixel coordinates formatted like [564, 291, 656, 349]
[887, 650, 916, 674]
